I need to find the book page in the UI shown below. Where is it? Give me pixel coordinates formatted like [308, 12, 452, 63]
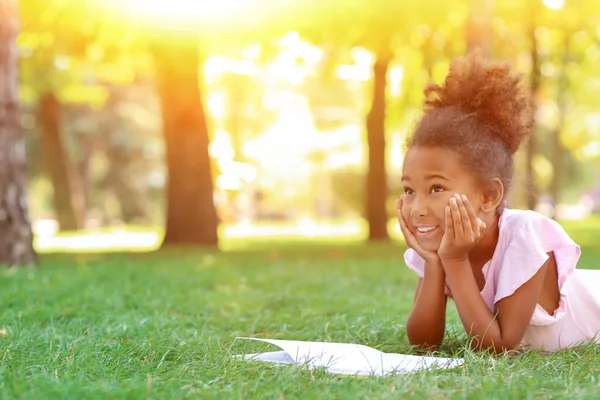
[235, 337, 464, 376]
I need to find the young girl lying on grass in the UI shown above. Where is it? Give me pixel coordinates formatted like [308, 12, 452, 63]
[399, 51, 600, 354]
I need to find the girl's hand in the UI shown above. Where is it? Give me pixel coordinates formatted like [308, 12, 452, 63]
[438, 194, 486, 263]
[397, 196, 439, 263]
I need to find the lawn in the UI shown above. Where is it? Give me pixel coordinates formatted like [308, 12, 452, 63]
[1, 224, 600, 398]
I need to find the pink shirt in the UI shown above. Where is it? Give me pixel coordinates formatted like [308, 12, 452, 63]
[404, 208, 600, 352]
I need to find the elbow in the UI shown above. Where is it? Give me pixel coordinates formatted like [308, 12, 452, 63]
[406, 325, 444, 351]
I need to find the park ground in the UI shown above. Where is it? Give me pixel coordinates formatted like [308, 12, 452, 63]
[1, 217, 600, 398]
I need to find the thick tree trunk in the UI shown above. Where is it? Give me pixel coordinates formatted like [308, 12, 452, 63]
[37, 92, 85, 231]
[549, 34, 570, 217]
[365, 51, 391, 241]
[466, 0, 494, 55]
[526, 11, 540, 211]
[153, 35, 218, 246]
[0, 0, 37, 266]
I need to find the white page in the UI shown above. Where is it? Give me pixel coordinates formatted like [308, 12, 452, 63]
[234, 337, 464, 376]
[238, 350, 296, 364]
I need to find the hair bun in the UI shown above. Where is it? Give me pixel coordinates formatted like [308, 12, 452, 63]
[423, 51, 532, 154]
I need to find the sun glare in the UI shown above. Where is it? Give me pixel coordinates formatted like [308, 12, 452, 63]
[542, 0, 564, 10]
[103, 0, 253, 23]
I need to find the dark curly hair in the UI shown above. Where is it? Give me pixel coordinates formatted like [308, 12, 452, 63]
[406, 51, 533, 212]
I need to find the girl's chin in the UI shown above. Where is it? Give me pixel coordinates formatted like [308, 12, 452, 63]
[415, 238, 441, 252]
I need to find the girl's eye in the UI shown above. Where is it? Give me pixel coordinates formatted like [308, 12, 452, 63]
[431, 186, 445, 193]
[403, 188, 414, 195]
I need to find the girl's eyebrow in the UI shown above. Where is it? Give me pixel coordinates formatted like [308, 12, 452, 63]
[401, 174, 449, 182]
[425, 174, 449, 181]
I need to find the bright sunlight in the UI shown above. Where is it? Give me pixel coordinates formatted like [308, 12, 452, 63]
[101, 0, 254, 25]
[130, 0, 251, 19]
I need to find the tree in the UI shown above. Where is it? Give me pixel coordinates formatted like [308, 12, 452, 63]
[0, 0, 37, 266]
[258, 0, 460, 240]
[36, 92, 85, 229]
[152, 32, 218, 245]
[19, 0, 95, 231]
[365, 45, 392, 240]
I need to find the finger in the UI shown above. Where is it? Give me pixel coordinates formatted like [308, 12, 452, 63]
[397, 197, 415, 241]
[398, 212, 413, 237]
[399, 216, 420, 250]
[457, 195, 473, 236]
[461, 194, 487, 239]
[450, 197, 463, 236]
[461, 194, 479, 225]
[444, 204, 454, 238]
[477, 218, 487, 240]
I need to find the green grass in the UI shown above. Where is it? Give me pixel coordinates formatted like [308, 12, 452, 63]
[2, 227, 600, 398]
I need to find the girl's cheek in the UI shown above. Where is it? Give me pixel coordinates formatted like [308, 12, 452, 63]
[401, 206, 409, 219]
[401, 202, 411, 219]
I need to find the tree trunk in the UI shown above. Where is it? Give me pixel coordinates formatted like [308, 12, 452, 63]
[37, 92, 85, 231]
[365, 50, 391, 241]
[103, 146, 146, 223]
[0, 0, 37, 267]
[549, 33, 570, 217]
[526, 9, 540, 211]
[153, 35, 218, 246]
[466, 0, 494, 55]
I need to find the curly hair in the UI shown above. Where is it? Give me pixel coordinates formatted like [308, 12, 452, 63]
[406, 51, 533, 211]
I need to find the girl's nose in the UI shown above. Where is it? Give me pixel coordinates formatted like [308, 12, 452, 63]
[409, 196, 429, 218]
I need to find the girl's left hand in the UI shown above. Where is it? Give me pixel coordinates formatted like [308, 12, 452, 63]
[437, 194, 486, 263]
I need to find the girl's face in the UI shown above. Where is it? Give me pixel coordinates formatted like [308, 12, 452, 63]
[401, 146, 486, 252]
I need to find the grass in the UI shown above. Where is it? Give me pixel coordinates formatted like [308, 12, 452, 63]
[1, 223, 600, 398]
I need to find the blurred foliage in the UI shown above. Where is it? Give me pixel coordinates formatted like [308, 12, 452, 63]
[16, 0, 600, 228]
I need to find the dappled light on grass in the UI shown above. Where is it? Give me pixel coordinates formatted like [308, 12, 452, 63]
[31, 215, 600, 253]
[33, 219, 406, 253]
[34, 229, 162, 253]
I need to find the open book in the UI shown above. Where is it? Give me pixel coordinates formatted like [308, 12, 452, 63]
[234, 337, 464, 376]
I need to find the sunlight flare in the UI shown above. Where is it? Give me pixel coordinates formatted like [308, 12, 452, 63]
[102, 0, 254, 24]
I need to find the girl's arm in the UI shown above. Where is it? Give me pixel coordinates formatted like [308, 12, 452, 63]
[443, 254, 553, 353]
[406, 259, 448, 350]
[440, 194, 553, 353]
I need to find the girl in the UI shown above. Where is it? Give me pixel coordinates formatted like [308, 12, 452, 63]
[398, 52, 600, 354]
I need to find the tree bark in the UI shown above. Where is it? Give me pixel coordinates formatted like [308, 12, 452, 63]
[526, 9, 541, 211]
[0, 0, 37, 266]
[153, 35, 218, 246]
[365, 50, 391, 241]
[37, 92, 85, 231]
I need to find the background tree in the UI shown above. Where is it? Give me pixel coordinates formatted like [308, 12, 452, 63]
[152, 31, 219, 246]
[18, 0, 96, 231]
[0, 0, 37, 266]
[260, 0, 461, 240]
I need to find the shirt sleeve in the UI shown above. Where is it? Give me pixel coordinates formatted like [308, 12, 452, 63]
[404, 248, 425, 278]
[404, 248, 451, 296]
[494, 213, 581, 305]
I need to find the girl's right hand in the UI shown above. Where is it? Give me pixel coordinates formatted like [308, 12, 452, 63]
[397, 196, 440, 263]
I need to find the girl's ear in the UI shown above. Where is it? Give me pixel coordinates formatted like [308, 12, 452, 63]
[481, 178, 504, 212]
